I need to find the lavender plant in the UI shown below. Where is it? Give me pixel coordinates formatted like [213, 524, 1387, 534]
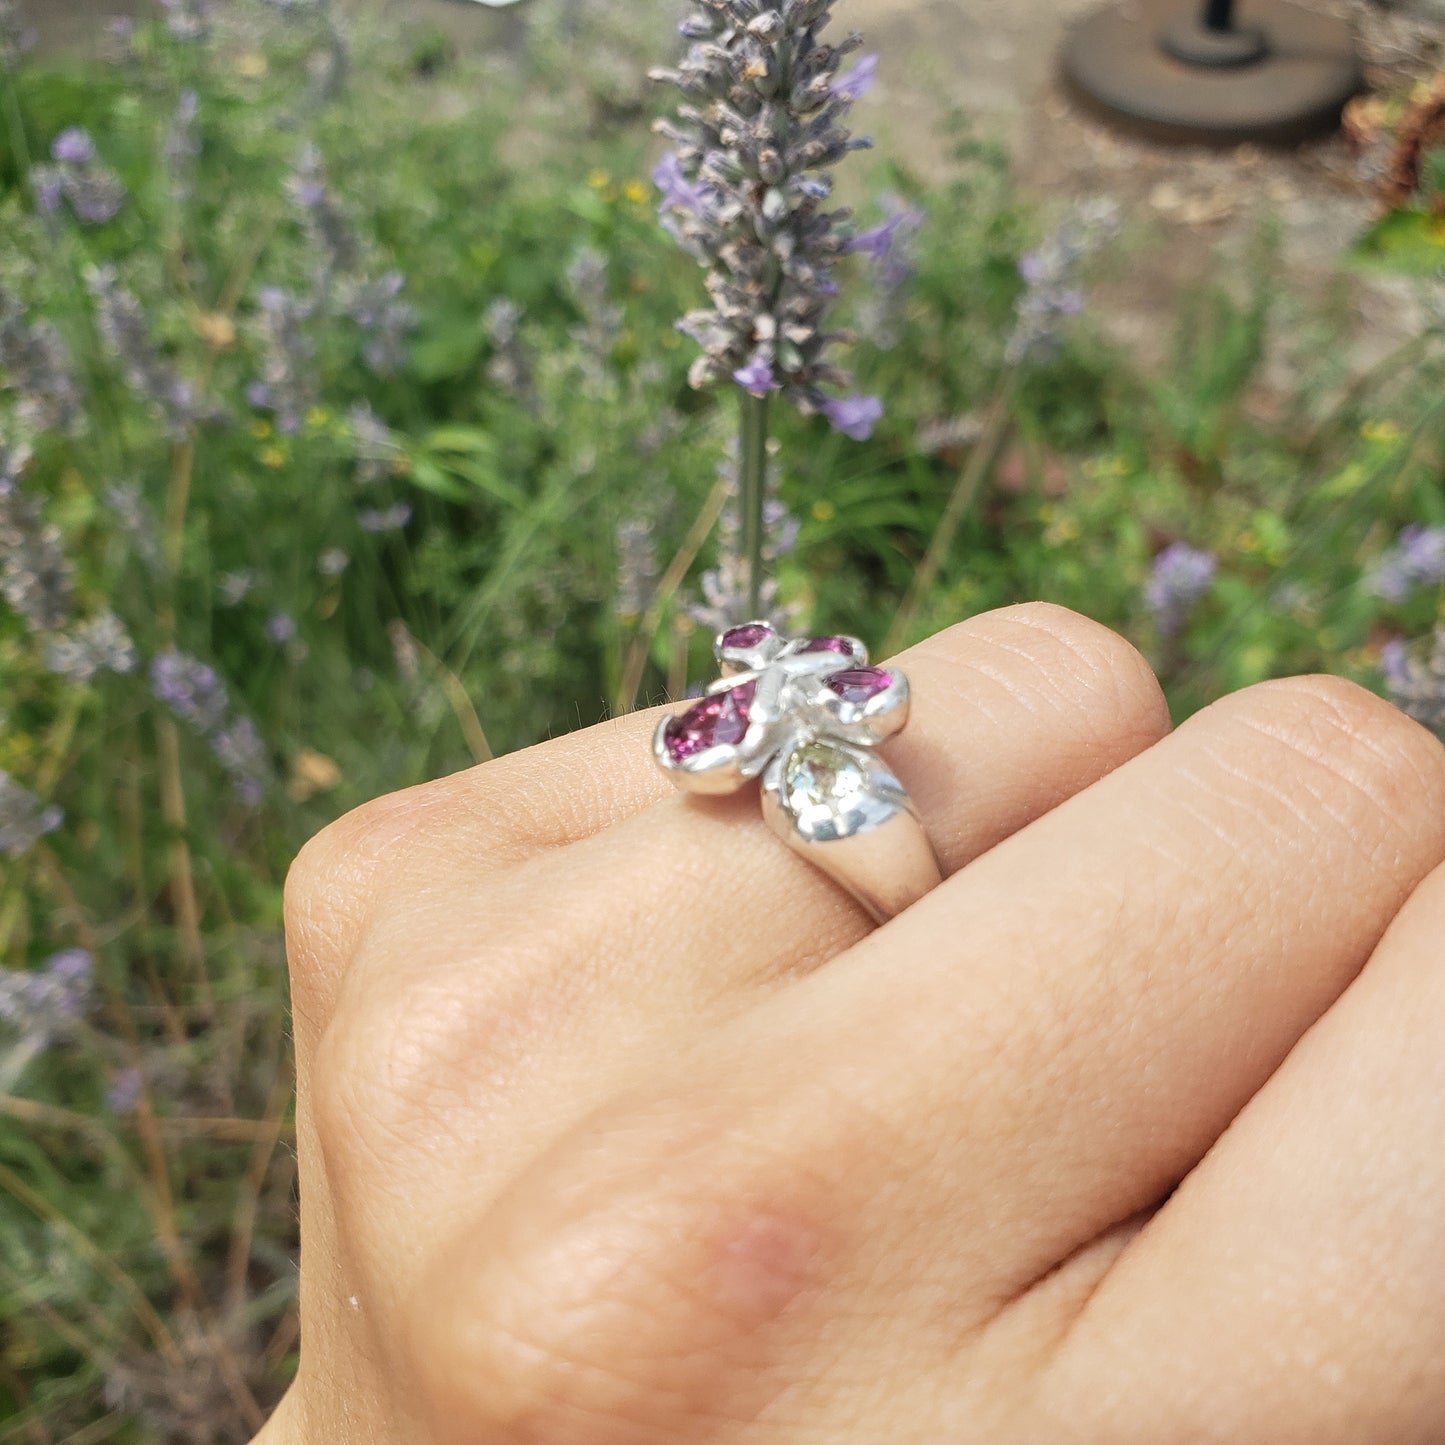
[1382, 624, 1445, 734]
[1145, 541, 1218, 637]
[652, 0, 882, 620]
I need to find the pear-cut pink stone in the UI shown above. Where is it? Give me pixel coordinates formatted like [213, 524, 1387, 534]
[804, 635, 854, 655]
[721, 623, 773, 650]
[664, 680, 757, 762]
[824, 667, 892, 703]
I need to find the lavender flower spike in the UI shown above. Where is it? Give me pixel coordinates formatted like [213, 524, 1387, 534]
[1382, 627, 1445, 735]
[1145, 541, 1216, 637]
[1365, 524, 1445, 604]
[652, 0, 878, 423]
[0, 950, 93, 1089]
[0, 771, 62, 858]
[1007, 198, 1118, 365]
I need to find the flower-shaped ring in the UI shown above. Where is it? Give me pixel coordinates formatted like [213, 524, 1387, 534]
[653, 623, 942, 923]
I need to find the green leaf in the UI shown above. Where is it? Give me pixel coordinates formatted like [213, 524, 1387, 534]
[1350, 208, 1445, 278]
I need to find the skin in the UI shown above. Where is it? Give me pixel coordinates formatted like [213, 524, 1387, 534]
[256, 603, 1445, 1445]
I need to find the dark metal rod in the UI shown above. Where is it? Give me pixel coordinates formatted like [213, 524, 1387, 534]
[1202, 0, 1236, 30]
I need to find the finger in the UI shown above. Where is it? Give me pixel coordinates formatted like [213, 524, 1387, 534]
[305, 607, 1168, 1356]
[392, 680, 1445, 1444]
[1036, 858, 1445, 1445]
[282, 706, 672, 1050]
[287, 601, 1167, 1051]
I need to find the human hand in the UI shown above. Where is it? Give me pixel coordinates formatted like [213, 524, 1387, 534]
[259, 605, 1445, 1444]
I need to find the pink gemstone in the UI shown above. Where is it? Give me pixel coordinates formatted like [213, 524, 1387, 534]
[824, 667, 893, 704]
[804, 635, 854, 655]
[721, 623, 774, 650]
[664, 680, 757, 762]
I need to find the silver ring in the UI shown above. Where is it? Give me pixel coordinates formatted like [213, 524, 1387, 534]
[653, 623, 942, 923]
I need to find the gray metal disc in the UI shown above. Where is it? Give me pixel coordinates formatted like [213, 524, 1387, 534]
[1060, 0, 1365, 145]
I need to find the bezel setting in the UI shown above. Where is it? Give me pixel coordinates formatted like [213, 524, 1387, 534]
[651, 624, 940, 923]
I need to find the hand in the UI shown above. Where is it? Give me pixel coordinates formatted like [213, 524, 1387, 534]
[259, 605, 1445, 1445]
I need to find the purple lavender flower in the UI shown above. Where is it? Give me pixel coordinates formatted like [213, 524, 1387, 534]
[652, 151, 713, 222]
[44, 611, 137, 682]
[64, 171, 128, 225]
[157, 0, 214, 43]
[318, 547, 350, 578]
[348, 402, 395, 485]
[163, 89, 201, 203]
[852, 194, 924, 347]
[821, 393, 883, 442]
[0, 949, 93, 1088]
[1145, 542, 1216, 637]
[0, 455, 74, 631]
[0, 950, 93, 1040]
[0, 291, 83, 435]
[831, 53, 878, 102]
[152, 650, 270, 803]
[484, 297, 531, 400]
[150, 650, 229, 733]
[211, 717, 268, 804]
[30, 168, 63, 214]
[566, 248, 623, 374]
[1007, 199, 1118, 365]
[1365, 525, 1445, 603]
[106, 1066, 143, 1114]
[87, 265, 210, 435]
[104, 15, 136, 57]
[287, 143, 361, 278]
[251, 286, 316, 434]
[846, 207, 919, 265]
[37, 129, 125, 225]
[1381, 625, 1445, 733]
[342, 271, 414, 376]
[359, 503, 411, 533]
[217, 570, 256, 606]
[265, 612, 297, 644]
[0, 772, 63, 858]
[733, 355, 779, 397]
[103, 483, 162, 569]
[652, 1, 876, 417]
[51, 128, 96, 165]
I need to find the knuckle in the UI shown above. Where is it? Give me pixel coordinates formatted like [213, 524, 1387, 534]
[942, 603, 1170, 743]
[283, 784, 448, 1037]
[310, 926, 586, 1205]
[407, 1112, 826, 1445]
[1224, 675, 1445, 832]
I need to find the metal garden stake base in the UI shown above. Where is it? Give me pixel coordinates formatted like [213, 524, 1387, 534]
[1060, 0, 1364, 145]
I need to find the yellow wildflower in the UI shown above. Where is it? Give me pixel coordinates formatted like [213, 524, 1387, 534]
[260, 446, 286, 469]
[811, 499, 836, 523]
[623, 179, 648, 204]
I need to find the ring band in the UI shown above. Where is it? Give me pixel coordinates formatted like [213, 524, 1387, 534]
[653, 623, 942, 923]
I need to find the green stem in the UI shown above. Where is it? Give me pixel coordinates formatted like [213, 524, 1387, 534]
[884, 366, 1020, 657]
[1, 69, 32, 182]
[739, 390, 771, 621]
